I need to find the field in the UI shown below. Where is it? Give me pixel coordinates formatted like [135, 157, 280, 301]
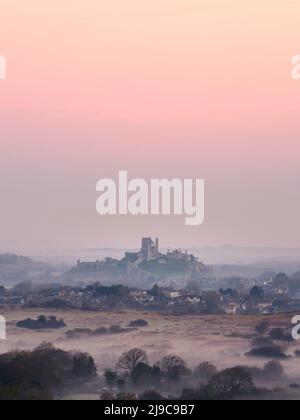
[1, 308, 300, 382]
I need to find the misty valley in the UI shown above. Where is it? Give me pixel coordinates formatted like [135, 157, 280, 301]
[1, 242, 300, 400]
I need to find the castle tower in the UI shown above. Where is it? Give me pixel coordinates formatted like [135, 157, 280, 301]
[155, 238, 159, 256]
[141, 237, 159, 261]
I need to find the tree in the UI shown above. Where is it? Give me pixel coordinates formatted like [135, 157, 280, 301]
[202, 291, 221, 313]
[116, 349, 148, 378]
[0, 344, 97, 400]
[255, 320, 269, 336]
[72, 353, 97, 378]
[208, 367, 255, 400]
[250, 286, 264, 301]
[104, 369, 118, 387]
[158, 355, 189, 382]
[132, 363, 161, 387]
[194, 362, 217, 384]
[149, 284, 163, 297]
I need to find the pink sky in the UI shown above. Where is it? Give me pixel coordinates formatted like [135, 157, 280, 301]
[0, 0, 300, 250]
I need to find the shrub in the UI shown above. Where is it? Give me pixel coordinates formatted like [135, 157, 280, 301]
[104, 369, 118, 387]
[109, 325, 122, 334]
[263, 361, 284, 380]
[255, 320, 269, 336]
[17, 316, 66, 330]
[93, 327, 108, 335]
[252, 337, 274, 348]
[269, 328, 293, 343]
[129, 319, 149, 328]
[246, 345, 288, 359]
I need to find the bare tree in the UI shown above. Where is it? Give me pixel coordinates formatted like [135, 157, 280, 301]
[209, 367, 255, 399]
[158, 354, 189, 381]
[194, 362, 217, 384]
[116, 348, 148, 378]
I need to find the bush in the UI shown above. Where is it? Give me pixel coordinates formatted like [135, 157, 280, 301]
[66, 327, 111, 339]
[17, 316, 66, 330]
[246, 345, 288, 359]
[269, 328, 293, 343]
[252, 337, 274, 348]
[241, 361, 284, 383]
[263, 361, 284, 380]
[109, 325, 122, 334]
[255, 320, 269, 336]
[104, 369, 118, 387]
[65, 328, 93, 339]
[290, 383, 300, 389]
[93, 327, 108, 335]
[129, 319, 149, 328]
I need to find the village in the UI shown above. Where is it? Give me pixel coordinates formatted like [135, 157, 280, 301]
[1, 238, 300, 316]
[1, 271, 300, 316]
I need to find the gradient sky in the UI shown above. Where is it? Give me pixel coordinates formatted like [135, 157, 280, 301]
[0, 0, 300, 251]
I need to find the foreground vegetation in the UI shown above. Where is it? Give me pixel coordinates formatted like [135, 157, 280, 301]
[0, 340, 296, 401]
[0, 343, 96, 400]
[0, 317, 299, 400]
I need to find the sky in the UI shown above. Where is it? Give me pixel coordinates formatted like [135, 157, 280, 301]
[0, 0, 300, 251]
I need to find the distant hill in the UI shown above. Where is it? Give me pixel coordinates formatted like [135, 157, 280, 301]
[0, 254, 54, 287]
